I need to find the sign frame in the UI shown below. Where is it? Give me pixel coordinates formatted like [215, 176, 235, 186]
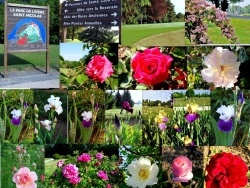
[4, 2, 50, 78]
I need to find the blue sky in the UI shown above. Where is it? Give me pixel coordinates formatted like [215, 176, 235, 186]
[60, 43, 90, 61]
[171, 0, 185, 14]
[142, 91, 173, 102]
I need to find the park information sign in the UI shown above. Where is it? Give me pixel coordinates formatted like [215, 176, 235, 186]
[4, 2, 50, 77]
[61, 0, 121, 27]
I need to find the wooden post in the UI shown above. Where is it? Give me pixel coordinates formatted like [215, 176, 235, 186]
[4, 1, 7, 78]
[46, 4, 50, 74]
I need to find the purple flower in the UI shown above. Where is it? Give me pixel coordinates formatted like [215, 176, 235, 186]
[114, 114, 121, 129]
[23, 102, 29, 109]
[159, 123, 167, 131]
[122, 101, 133, 113]
[77, 153, 91, 162]
[95, 103, 99, 111]
[81, 111, 92, 128]
[162, 117, 168, 123]
[11, 109, 22, 126]
[184, 113, 199, 123]
[97, 170, 109, 181]
[62, 164, 79, 180]
[238, 92, 245, 105]
[218, 119, 233, 133]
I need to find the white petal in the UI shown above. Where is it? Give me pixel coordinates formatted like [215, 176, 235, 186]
[148, 163, 159, 179]
[127, 176, 143, 188]
[44, 104, 51, 112]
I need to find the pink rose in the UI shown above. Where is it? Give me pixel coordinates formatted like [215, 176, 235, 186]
[77, 153, 91, 162]
[131, 47, 173, 86]
[97, 170, 109, 181]
[57, 160, 64, 168]
[172, 156, 193, 182]
[69, 176, 81, 185]
[86, 55, 114, 83]
[12, 167, 38, 188]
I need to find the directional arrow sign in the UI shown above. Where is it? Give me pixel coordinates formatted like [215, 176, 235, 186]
[62, 12, 121, 20]
[61, 19, 120, 27]
[62, 0, 121, 8]
[111, 12, 117, 17]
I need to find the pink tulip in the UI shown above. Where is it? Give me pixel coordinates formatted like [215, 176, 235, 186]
[172, 156, 193, 182]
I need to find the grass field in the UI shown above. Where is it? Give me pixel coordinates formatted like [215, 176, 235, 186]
[105, 105, 142, 119]
[45, 158, 67, 176]
[0, 44, 59, 71]
[174, 97, 210, 107]
[143, 106, 174, 121]
[122, 22, 184, 46]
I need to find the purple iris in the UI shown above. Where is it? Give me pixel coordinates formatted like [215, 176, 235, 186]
[82, 120, 92, 128]
[114, 114, 121, 129]
[218, 119, 233, 133]
[238, 92, 244, 105]
[23, 102, 29, 109]
[184, 113, 200, 123]
[162, 117, 168, 123]
[121, 101, 133, 114]
[95, 103, 99, 111]
[11, 117, 21, 126]
[158, 123, 167, 131]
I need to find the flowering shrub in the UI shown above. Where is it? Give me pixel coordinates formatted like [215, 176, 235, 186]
[206, 152, 248, 188]
[13, 167, 38, 188]
[185, 0, 238, 44]
[46, 150, 121, 187]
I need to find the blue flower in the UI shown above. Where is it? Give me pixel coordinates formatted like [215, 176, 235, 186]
[218, 119, 233, 133]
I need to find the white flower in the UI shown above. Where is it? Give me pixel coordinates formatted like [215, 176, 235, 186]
[11, 109, 21, 119]
[126, 157, 159, 188]
[81, 111, 92, 121]
[216, 105, 234, 121]
[44, 95, 63, 115]
[201, 47, 240, 88]
[40, 120, 52, 131]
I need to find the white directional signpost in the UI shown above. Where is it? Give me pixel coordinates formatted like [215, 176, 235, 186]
[61, 0, 121, 42]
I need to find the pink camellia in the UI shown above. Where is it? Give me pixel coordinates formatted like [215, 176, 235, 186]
[77, 153, 91, 163]
[172, 156, 193, 182]
[12, 167, 38, 188]
[97, 170, 109, 181]
[86, 55, 114, 83]
[96, 152, 104, 160]
[57, 160, 64, 168]
[62, 164, 79, 180]
[131, 47, 173, 86]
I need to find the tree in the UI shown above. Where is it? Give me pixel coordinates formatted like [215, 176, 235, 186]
[115, 90, 122, 108]
[121, 90, 134, 107]
[78, 27, 116, 43]
[185, 88, 195, 98]
[147, 0, 169, 23]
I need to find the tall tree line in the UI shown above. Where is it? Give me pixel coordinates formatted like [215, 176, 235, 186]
[122, 0, 181, 24]
[0, 0, 59, 44]
[209, 0, 244, 11]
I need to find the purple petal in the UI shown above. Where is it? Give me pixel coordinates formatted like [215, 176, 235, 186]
[185, 113, 199, 123]
[159, 123, 167, 130]
[82, 119, 92, 128]
[238, 92, 244, 104]
[11, 117, 21, 126]
[114, 114, 121, 129]
[218, 119, 233, 133]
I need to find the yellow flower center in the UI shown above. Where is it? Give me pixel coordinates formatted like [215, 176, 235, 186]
[220, 65, 225, 75]
[138, 169, 149, 180]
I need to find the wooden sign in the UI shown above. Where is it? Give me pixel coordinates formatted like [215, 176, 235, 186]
[4, 2, 50, 77]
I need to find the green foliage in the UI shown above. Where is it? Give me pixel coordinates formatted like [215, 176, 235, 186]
[105, 91, 117, 110]
[186, 88, 195, 98]
[53, 153, 61, 160]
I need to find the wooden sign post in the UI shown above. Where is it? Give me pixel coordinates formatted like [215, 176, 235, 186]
[4, 2, 49, 77]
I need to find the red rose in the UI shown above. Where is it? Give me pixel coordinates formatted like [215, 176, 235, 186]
[131, 47, 173, 86]
[206, 152, 248, 188]
[86, 55, 114, 83]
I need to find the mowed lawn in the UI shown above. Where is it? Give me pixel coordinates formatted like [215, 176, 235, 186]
[122, 22, 184, 46]
[0, 44, 59, 71]
[207, 18, 250, 44]
[173, 97, 210, 107]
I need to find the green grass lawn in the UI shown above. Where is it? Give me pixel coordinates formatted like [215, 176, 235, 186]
[143, 106, 174, 121]
[173, 97, 210, 107]
[122, 22, 184, 46]
[0, 44, 59, 71]
[105, 106, 142, 119]
[207, 18, 250, 44]
[45, 158, 68, 176]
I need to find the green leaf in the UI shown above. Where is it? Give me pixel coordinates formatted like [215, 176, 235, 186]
[60, 68, 70, 76]
[120, 74, 132, 88]
[135, 84, 147, 90]
[76, 74, 88, 85]
[117, 61, 128, 74]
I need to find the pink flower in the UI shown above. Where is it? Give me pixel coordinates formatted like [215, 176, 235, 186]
[106, 184, 112, 188]
[96, 152, 104, 160]
[62, 164, 79, 180]
[97, 170, 109, 181]
[16, 146, 22, 152]
[57, 160, 64, 168]
[86, 55, 114, 83]
[77, 153, 91, 162]
[40, 175, 45, 182]
[12, 167, 38, 188]
[131, 47, 173, 86]
[69, 176, 81, 185]
[172, 156, 193, 182]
